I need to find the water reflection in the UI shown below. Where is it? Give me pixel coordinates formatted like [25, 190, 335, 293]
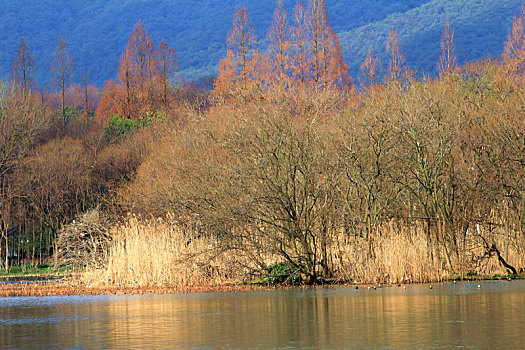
[1, 281, 525, 349]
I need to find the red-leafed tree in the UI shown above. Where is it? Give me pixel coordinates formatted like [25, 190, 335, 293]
[51, 35, 74, 126]
[10, 36, 35, 95]
[438, 20, 457, 77]
[95, 79, 120, 125]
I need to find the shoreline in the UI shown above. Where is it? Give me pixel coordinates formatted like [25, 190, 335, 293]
[1, 275, 523, 298]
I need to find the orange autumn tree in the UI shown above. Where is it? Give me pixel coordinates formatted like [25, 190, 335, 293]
[288, 0, 350, 90]
[96, 21, 178, 125]
[307, 0, 350, 90]
[438, 20, 457, 78]
[95, 79, 120, 125]
[215, 1, 352, 98]
[125, 20, 156, 113]
[11, 36, 35, 95]
[213, 7, 258, 100]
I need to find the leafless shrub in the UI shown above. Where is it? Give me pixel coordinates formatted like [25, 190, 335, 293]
[56, 209, 111, 268]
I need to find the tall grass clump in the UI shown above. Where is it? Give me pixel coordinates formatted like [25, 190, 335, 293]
[84, 216, 277, 287]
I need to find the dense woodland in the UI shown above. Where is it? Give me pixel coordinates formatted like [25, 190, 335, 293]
[1, 1, 524, 286]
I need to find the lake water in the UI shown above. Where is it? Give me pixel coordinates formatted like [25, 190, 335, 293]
[1, 280, 525, 349]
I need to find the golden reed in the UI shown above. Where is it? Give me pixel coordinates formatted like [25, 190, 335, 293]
[83, 217, 524, 288]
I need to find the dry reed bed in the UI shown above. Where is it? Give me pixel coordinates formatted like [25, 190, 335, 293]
[82, 217, 523, 288]
[82, 217, 276, 288]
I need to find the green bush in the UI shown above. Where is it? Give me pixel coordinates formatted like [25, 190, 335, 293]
[265, 262, 301, 285]
[104, 110, 167, 141]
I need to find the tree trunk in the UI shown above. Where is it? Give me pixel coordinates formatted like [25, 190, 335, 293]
[4, 230, 8, 273]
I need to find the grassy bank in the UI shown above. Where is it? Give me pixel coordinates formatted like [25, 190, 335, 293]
[0, 264, 77, 278]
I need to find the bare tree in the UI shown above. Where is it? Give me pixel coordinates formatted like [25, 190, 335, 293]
[10, 36, 35, 95]
[386, 30, 405, 84]
[0, 84, 50, 271]
[438, 20, 457, 77]
[51, 35, 74, 126]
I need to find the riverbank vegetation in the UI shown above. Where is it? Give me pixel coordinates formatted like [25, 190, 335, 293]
[1, 1, 524, 290]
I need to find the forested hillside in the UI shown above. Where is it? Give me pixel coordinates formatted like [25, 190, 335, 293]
[340, 0, 524, 79]
[0, 0, 520, 86]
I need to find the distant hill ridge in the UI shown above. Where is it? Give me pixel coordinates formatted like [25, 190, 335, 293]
[0, 0, 521, 87]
